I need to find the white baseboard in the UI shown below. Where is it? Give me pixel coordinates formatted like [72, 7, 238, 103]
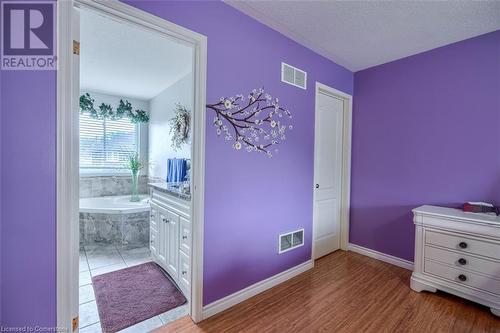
[202, 259, 314, 320]
[347, 243, 414, 270]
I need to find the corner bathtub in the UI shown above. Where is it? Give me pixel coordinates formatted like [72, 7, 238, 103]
[80, 195, 150, 214]
[79, 195, 151, 247]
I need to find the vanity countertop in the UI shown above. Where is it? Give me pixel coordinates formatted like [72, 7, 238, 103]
[148, 182, 191, 201]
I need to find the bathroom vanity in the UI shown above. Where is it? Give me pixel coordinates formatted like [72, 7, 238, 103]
[149, 183, 192, 298]
[411, 205, 500, 316]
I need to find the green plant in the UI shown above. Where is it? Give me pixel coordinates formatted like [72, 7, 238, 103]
[79, 93, 150, 123]
[127, 153, 144, 173]
[169, 103, 191, 150]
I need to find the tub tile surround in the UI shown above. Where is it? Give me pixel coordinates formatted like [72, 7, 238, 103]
[80, 175, 150, 198]
[80, 211, 150, 247]
[79, 244, 187, 332]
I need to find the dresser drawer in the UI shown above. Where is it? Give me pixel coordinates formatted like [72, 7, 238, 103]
[425, 246, 500, 278]
[425, 230, 500, 260]
[424, 260, 500, 295]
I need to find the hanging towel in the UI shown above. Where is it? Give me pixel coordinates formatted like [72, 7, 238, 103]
[166, 158, 187, 183]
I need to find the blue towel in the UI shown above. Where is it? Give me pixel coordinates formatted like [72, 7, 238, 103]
[166, 158, 187, 183]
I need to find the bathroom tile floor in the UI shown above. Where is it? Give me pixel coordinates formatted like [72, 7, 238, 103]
[79, 243, 188, 333]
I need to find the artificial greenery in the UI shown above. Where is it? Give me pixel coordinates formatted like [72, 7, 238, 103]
[168, 103, 191, 150]
[79, 93, 150, 123]
[127, 153, 144, 173]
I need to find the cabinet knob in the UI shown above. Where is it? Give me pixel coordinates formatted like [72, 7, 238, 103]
[163, 218, 169, 223]
[458, 274, 467, 282]
[315, 184, 319, 189]
[458, 242, 468, 249]
[458, 258, 467, 265]
[150, 214, 154, 218]
[182, 270, 187, 275]
[182, 235, 188, 240]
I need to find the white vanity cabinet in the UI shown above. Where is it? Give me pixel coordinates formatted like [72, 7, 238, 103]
[149, 186, 191, 298]
[411, 205, 500, 317]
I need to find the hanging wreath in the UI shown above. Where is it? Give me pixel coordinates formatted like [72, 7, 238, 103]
[168, 103, 191, 151]
[79, 93, 150, 123]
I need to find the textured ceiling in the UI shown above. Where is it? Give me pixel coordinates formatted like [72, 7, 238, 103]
[80, 9, 193, 100]
[226, 1, 500, 71]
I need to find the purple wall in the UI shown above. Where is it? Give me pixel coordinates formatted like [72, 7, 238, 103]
[0, 0, 352, 325]
[350, 31, 500, 261]
[0, 69, 57, 326]
[122, 1, 353, 305]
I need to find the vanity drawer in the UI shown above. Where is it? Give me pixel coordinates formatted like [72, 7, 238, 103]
[179, 216, 191, 255]
[178, 250, 190, 297]
[150, 203, 159, 229]
[425, 230, 500, 260]
[425, 246, 500, 278]
[150, 229, 158, 256]
[424, 260, 500, 295]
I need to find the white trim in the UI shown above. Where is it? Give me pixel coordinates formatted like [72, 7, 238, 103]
[348, 243, 414, 270]
[57, 0, 208, 328]
[57, 1, 79, 330]
[312, 82, 352, 260]
[202, 260, 314, 320]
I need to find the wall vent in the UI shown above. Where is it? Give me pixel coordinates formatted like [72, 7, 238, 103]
[279, 229, 304, 254]
[281, 62, 307, 90]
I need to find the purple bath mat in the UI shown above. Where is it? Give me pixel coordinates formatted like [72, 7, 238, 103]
[92, 262, 186, 333]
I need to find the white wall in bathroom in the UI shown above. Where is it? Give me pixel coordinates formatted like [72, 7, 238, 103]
[148, 73, 193, 180]
[80, 90, 149, 176]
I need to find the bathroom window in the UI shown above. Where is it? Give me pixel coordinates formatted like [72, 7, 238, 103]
[80, 113, 139, 173]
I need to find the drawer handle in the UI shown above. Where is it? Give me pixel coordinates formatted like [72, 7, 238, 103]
[163, 218, 169, 223]
[458, 242, 468, 249]
[182, 235, 188, 240]
[458, 274, 467, 282]
[182, 270, 187, 275]
[458, 258, 467, 265]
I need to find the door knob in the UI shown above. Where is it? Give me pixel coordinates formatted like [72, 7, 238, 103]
[315, 184, 319, 189]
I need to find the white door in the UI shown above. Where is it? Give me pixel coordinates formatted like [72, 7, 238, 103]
[158, 209, 168, 265]
[149, 203, 159, 257]
[313, 91, 344, 259]
[166, 210, 179, 278]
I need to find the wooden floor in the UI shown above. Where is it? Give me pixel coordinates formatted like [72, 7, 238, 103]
[154, 251, 499, 333]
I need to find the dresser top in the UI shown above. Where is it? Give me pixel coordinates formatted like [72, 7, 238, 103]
[413, 205, 500, 227]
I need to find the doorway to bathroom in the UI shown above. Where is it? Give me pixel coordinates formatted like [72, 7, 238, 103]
[57, 1, 207, 332]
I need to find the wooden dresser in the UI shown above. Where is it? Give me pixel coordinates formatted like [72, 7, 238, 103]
[411, 205, 500, 316]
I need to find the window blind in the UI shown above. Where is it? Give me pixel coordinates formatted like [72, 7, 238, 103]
[80, 113, 138, 169]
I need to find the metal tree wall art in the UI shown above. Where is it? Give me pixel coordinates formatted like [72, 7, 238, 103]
[206, 88, 293, 158]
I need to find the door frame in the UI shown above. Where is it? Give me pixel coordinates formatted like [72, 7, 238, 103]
[56, 0, 207, 329]
[312, 82, 352, 259]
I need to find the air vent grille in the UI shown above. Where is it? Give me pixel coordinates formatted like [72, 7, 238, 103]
[281, 62, 307, 90]
[279, 229, 305, 253]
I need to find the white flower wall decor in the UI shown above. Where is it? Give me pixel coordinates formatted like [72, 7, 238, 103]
[206, 88, 293, 158]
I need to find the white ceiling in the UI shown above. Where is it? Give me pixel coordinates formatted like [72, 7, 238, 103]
[226, 1, 500, 72]
[80, 9, 193, 100]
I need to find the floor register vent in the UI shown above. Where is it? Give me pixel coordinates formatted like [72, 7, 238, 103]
[279, 229, 304, 253]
